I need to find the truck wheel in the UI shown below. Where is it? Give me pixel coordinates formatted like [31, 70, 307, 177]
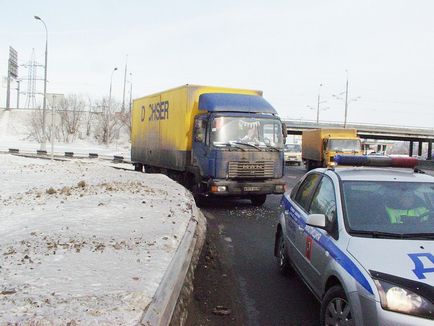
[250, 194, 267, 206]
[320, 285, 353, 326]
[193, 194, 207, 208]
[134, 163, 143, 172]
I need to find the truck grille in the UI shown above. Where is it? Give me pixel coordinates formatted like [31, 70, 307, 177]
[228, 161, 274, 178]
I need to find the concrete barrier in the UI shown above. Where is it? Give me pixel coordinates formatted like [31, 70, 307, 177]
[140, 205, 206, 326]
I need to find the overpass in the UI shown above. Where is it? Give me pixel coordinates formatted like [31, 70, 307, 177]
[282, 119, 434, 160]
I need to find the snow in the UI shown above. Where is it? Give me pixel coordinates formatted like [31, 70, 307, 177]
[0, 123, 195, 324]
[0, 109, 130, 159]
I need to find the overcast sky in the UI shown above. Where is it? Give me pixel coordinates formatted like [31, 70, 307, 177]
[1, 0, 433, 128]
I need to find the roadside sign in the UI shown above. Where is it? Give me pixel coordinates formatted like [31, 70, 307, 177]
[9, 47, 18, 78]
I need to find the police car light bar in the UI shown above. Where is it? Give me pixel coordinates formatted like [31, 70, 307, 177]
[334, 155, 418, 168]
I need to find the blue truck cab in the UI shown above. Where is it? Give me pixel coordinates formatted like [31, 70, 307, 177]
[190, 93, 287, 206]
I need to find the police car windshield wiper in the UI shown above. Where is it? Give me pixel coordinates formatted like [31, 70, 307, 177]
[401, 233, 434, 240]
[349, 230, 405, 239]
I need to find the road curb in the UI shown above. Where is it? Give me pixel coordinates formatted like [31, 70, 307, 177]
[140, 204, 207, 326]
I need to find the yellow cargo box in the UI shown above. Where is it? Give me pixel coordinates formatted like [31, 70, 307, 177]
[131, 84, 262, 171]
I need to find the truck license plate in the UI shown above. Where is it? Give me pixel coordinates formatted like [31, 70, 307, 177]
[244, 186, 260, 192]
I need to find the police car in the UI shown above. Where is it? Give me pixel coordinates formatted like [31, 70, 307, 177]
[274, 155, 434, 325]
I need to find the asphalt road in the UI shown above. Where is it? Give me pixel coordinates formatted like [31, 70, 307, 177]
[186, 165, 321, 326]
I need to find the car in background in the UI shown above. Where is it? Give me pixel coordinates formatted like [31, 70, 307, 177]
[274, 155, 434, 325]
[284, 143, 302, 166]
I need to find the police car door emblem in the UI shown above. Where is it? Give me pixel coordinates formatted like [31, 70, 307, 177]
[408, 253, 434, 280]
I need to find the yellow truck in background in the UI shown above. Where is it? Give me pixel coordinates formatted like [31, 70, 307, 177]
[131, 84, 287, 206]
[302, 128, 362, 170]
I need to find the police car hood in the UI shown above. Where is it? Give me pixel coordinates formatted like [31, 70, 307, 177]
[347, 237, 434, 285]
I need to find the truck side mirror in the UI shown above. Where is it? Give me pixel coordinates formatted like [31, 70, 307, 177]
[323, 139, 328, 151]
[194, 132, 204, 143]
[193, 119, 206, 143]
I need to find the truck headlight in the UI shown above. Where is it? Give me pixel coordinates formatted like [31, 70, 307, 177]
[373, 279, 434, 319]
[210, 185, 227, 193]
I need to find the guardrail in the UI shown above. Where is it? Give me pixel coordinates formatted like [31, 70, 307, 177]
[0, 148, 131, 164]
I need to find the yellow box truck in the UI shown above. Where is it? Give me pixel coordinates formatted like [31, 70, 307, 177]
[302, 128, 362, 170]
[131, 84, 287, 206]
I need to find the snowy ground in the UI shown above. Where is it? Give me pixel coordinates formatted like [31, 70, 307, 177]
[0, 109, 130, 158]
[0, 154, 195, 324]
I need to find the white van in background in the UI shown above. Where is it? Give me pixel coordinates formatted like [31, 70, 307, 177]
[284, 143, 302, 166]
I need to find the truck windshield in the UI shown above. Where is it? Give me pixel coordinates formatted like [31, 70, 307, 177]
[285, 144, 301, 152]
[328, 139, 361, 152]
[342, 181, 434, 237]
[211, 116, 284, 149]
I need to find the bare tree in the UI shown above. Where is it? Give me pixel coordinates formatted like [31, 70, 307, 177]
[83, 96, 95, 138]
[57, 94, 85, 142]
[27, 108, 45, 142]
[94, 97, 122, 144]
[118, 109, 131, 138]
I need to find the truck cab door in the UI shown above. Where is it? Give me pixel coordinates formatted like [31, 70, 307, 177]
[192, 116, 210, 176]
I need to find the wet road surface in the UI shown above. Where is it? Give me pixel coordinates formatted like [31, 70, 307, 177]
[186, 165, 320, 326]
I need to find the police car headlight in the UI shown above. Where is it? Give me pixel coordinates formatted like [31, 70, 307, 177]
[374, 279, 434, 319]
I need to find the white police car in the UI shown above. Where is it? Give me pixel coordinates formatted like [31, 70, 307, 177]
[274, 155, 434, 325]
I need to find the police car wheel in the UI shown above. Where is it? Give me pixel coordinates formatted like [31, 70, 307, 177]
[277, 232, 292, 276]
[320, 285, 353, 326]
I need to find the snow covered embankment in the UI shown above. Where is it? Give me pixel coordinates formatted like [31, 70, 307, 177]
[0, 154, 194, 325]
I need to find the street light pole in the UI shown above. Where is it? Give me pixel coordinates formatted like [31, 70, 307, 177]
[344, 70, 349, 128]
[109, 67, 118, 111]
[34, 15, 48, 151]
[316, 83, 323, 124]
[122, 55, 128, 112]
[16, 80, 20, 109]
[128, 72, 133, 112]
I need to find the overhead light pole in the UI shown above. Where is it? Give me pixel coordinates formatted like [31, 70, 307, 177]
[109, 67, 118, 111]
[34, 15, 48, 151]
[307, 83, 328, 124]
[316, 83, 323, 124]
[122, 55, 128, 112]
[344, 70, 349, 128]
[333, 70, 360, 128]
[128, 72, 133, 112]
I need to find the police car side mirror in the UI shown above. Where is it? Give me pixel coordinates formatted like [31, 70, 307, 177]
[307, 214, 335, 235]
[306, 214, 327, 228]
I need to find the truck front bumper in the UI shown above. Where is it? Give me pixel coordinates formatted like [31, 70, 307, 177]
[206, 178, 286, 196]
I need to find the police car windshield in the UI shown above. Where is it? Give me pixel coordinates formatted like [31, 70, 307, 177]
[342, 181, 434, 237]
[211, 116, 284, 149]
